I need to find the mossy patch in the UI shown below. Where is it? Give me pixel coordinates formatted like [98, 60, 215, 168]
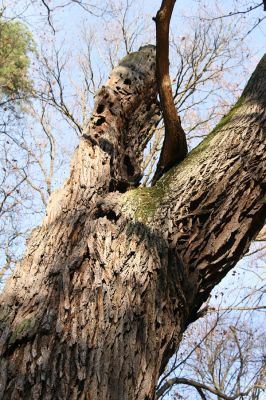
[188, 94, 246, 160]
[9, 317, 36, 344]
[122, 94, 247, 222]
[211, 95, 246, 133]
[0, 307, 10, 323]
[122, 186, 161, 222]
[119, 52, 144, 68]
[119, 45, 155, 69]
[122, 170, 176, 223]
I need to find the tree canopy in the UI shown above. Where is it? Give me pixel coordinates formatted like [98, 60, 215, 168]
[0, 18, 33, 100]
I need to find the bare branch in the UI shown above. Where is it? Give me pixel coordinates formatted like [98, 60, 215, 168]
[152, 0, 188, 184]
[207, 2, 264, 21]
[40, 0, 55, 34]
[156, 376, 263, 400]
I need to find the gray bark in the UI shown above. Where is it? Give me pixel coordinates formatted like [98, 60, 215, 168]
[0, 49, 265, 400]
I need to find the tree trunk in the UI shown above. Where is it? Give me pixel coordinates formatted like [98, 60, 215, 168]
[0, 50, 265, 400]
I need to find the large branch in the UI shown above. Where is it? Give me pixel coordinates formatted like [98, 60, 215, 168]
[83, 44, 160, 192]
[152, 0, 188, 184]
[124, 54, 266, 320]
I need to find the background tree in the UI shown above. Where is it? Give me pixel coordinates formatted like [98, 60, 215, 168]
[157, 267, 266, 399]
[0, 15, 35, 280]
[0, 17, 34, 102]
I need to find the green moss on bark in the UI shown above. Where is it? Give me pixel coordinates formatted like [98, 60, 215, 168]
[188, 95, 246, 159]
[119, 45, 155, 68]
[122, 186, 162, 222]
[122, 94, 247, 222]
[9, 317, 36, 344]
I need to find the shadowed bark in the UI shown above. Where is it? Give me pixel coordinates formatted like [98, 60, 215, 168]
[0, 48, 265, 400]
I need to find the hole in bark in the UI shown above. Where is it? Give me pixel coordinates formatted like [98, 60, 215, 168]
[98, 138, 114, 155]
[96, 104, 105, 114]
[189, 193, 208, 211]
[106, 210, 119, 221]
[24, 381, 33, 398]
[124, 78, 131, 85]
[95, 208, 119, 222]
[108, 179, 116, 192]
[116, 181, 128, 193]
[109, 179, 128, 193]
[82, 133, 97, 146]
[198, 212, 210, 224]
[78, 381, 85, 393]
[95, 116, 106, 126]
[124, 155, 135, 177]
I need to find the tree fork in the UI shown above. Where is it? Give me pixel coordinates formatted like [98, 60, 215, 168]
[0, 44, 265, 400]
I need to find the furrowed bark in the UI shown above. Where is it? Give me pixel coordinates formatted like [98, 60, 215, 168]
[0, 53, 265, 400]
[83, 44, 160, 191]
[152, 0, 188, 184]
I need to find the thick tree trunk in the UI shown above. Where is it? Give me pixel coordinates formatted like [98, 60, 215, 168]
[0, 50, 265, 400]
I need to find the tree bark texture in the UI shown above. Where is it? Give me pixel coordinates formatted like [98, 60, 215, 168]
[0, 50, 265, 400]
